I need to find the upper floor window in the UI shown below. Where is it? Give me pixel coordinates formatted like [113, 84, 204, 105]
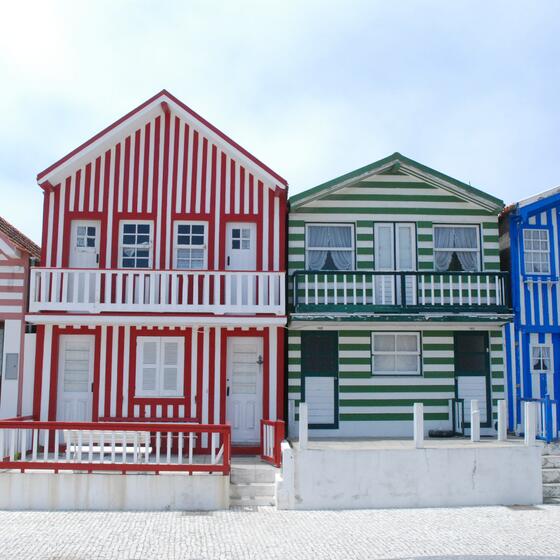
[120, 222, 152, 268]
[433, 225, 480, 272]
[531, 343, 552, 374]
[175, 222, 207, 269]
[306, 224, 354, 271]
[523, 229, 550, 274]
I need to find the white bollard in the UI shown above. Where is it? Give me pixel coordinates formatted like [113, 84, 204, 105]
[471, 399, 480, 442]
[497, 399, 507, 441]
[524, 401, 537, 446]
[413, 403, 424, 448]
[299, 402, 308, 450]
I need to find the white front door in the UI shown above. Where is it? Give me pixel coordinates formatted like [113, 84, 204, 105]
[226, 337, 263, 444]
[70, 220, 100, 268]
[57, 335, 94, 421]
[226, 223, 257, 270]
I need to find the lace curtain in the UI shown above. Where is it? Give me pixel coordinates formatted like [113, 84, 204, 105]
[307, 226, 353, 271]
[434, 227, 479, 272]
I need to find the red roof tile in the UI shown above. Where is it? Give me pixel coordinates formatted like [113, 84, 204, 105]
[0, 216, 41, 259]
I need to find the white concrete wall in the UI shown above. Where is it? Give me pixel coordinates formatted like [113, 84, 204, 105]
[277, 444, 542, 510]
[0, 472, 229, 511]
[0, 320, 22, 418]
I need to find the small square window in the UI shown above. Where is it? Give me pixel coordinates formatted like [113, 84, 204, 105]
[372, 332, 421, 376]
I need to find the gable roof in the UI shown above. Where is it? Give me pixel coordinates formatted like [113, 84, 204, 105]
[289, 152, 503, 212]
[500, 184, 560, 221]
[37, 89, 288, 189]
[0, 216, 41, 258]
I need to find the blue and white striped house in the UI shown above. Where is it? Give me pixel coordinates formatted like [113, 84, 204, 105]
[501, 186, 560, 435]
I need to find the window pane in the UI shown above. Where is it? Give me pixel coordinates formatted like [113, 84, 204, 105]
[373, 334, 395, 352]
[87, 227, 96, 236]
[397, 355, 418, 372]
[232, 240, 240, 249]
[308, 225, 352, 249]
[138, 224, 150, 234]
[86, 238, 95, 247]
[192, 225, 204, 234]
[374, 355, 395, 372]
[123, 235, 136, 245]
[77, 226, 86, 235]
[396, 335, 418, 352]
[123, 224, 136, 233]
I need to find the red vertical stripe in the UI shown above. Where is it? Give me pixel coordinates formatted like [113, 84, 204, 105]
[100, 150, 111, 267]
[196, 328, 204, 425]
[40, 191, 49, 265]
[92, 327, 101, 421]
[32, 325, 45, 419]
[50, 184, 60, 267]
[219, 330, 227, 424]
[263, 328, 270, 420]
[218, 152, 227, 269]
[184, 329, 192, 418]
[104, 326, 113, 418]
[208, 145, 217, 270]
[128, 327, 137, 417]
[116, 326, 125, 417]
[229, 159, 236, 214]
[94, 156, 101, 211]
[133, 129, 141, 210]
[122, 136, 131, 212]
[61, 177, 71, 267]
[181, 124, 189, 214]
[257, 181, 264, 271]
[171, 116, 180, 219]
[47, 327, 60, 421]
[276, 327, 285, 421]
[142, 122, 151, 213]
[152, 117, 161, 227]
[200, 137, 208, 214]
[160, 112, 170, 268]
[268, 190, 275, 271]
[208, 328, 216, 424]
[190, 130, 199, 213]
[239, 166, 245, 215]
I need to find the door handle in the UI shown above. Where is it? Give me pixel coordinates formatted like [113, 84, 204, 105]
[227, 256, 230, 266]
[96, 253, 99, 264]
[227, 386, 230, 396]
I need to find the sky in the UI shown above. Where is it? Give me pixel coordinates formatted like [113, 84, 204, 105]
[1, 0, 559, 244]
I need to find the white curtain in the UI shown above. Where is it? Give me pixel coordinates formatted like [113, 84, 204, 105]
[434, 227, 479, 272]
[308, 226, 352, 271]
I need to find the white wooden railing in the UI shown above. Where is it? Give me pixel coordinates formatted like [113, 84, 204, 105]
[0, 420, 231, 474]
[293, 271, 510, 311]
[29, 268, 285, 314]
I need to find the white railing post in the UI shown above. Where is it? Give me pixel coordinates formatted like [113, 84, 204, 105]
[497, 399, 507, 441]
[299, 402, 308, 450]
[471, 400, 480, 442]
[413, 402, 424, 449]
[524, 401, 537, 446]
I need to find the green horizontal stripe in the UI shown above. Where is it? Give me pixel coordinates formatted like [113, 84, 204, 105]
[339, 385, 455, 393]
[353, 181, 437, 190]
[323, 194, 464, 203]
[340, 412, 448, 421]
[423, 343, 454, 351]
[340, 398, 451, 407]
[298, 207, 494, 216]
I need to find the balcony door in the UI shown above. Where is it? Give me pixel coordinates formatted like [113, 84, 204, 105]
[226, 337, 263, 444]
[226, 223, 257, 306]
[57, 335, 94, 422]
[70, 220, 100, 268]
[374, 223, 416, 305]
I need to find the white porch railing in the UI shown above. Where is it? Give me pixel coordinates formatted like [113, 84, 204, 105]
[29, 268, 285, 314]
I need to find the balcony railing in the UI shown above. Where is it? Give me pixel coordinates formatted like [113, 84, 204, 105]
[292, 270, 510, 313]
[29, 268, 285, 315]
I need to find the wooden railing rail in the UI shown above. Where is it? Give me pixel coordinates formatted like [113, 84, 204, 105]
[260, 419, 285, 468]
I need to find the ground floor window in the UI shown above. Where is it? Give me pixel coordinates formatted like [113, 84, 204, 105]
[135, 337, 184, 397]
[371, 332, 421, 375]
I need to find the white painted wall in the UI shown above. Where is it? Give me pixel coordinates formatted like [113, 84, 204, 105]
[0, 320, 22, 418]
[0, 472, 229, 511]
[277, 443, 542, 510]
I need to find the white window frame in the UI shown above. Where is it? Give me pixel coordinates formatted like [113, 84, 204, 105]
[305, 223, 355, 271]
[135, 336, 185, 397]
[531, 343, 553, 375]
[523, 228, 551, 275]
[119, 220, 153, 269]
[433, 224, 481, 272]
[174, 221, 208, 270]
[371, 332, 421, 376]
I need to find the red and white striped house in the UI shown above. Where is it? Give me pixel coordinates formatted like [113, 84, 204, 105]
[0, 217, 41, 419]
[26, 90, 287, 454]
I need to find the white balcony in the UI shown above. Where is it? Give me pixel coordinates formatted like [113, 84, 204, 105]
[29, 268, 285, 315]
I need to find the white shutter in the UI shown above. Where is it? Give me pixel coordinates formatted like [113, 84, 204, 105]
[162, 341, 179, 393]
[140, 340, 158, 394]
[136, 337, 184, 397]
[375, 224, 394, 270]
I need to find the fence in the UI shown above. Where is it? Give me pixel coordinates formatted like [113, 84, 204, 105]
[260, 420, 285, 467]
[520, 395, 560, 444]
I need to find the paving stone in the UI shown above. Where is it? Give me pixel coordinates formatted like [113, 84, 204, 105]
[1, 505, 560, 559]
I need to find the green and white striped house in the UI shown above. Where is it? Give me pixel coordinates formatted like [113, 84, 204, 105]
[287, 153, 512, 437]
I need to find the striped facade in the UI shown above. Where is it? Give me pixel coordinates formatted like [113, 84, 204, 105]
[0, 219, 40, 419]
[501, 188, 560, 432]
[28, 90, 287, 450]
[288, 153, 510, 437]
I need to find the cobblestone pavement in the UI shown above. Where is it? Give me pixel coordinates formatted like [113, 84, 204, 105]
[1, 505, 560, 560]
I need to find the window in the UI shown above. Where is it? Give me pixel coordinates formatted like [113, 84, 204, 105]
[231, 227, 251, 250]
[524, 229, 550, 274]
[136, 337, 184, 397]
[175, 222, 207, 269]
[306, 224, 354, 271]
[76, 225, 97, 248]
[371, 332, 421, 376]
[433, 225, 480, 272]
[120, 222, 152, 268]
[531, 344, 552, 374]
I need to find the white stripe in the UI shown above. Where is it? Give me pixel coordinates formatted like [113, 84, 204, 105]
[213, 149, 222, 269]
[106, 146, 116, 266]
[56, 181, 66, 267]
[195, 132, 203, 213]
[0, 292, 24, 300]
[110, 327, 119, 417]
[88, 160, 96, 212]
[46, 191, 54, 266]
[201, 327, 209, 424]
[155, 116, 165, 269]
[273, 196, 280, 270]
[117, 141, 125, 213]
[269, 327, 277, 419]
[234, 160, 240, 214]
[0, 305, 23, 313]
[0, 278, 24, 287]
[68, 171, 75, 212]
[176, 121, 185, 213]
[224, 154, 231, 214]
[78, 166, 85, 212]
[122, 326, 130, 417]
[165, 117, 175, 270]
[98, 151, 105, 212]
[186, 125, 194, 213]
[98, 326, 107, 418]
[262, 189, 269, 270]
[40, 325, 53, 420]
[214, 328, 221, 424]
[190, 326, 199, 417]
[243, 166, 249, 214]
[147, 121, 155, 213]
[136, 126, 145, 212]
[205, 140, 212, 214]
[252, 174, 258, 215]
[127, 132, 135, 213]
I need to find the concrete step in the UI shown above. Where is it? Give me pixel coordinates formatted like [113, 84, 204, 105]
[230, 496, 276, 507]
[543, 483, 560, 498]
[230, 482, 275, 499]
[542, 468, 560, 484]
[230, 464, 277, 484]
[542, 455, 560, 469]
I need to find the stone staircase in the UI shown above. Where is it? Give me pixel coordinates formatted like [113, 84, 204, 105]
[542, 445, 560, 504]
[229, 457, 278, 508]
